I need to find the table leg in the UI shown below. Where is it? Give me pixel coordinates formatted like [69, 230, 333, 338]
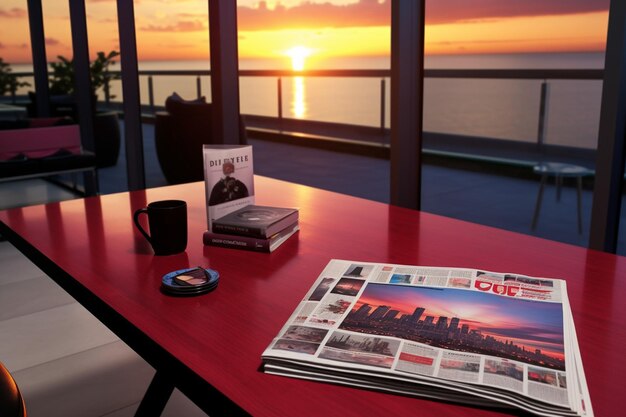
[134, 371, 175, 417]
[532, 173, 547, 230]
[556, 174, 562, 202]
[83, 169, 99, 196]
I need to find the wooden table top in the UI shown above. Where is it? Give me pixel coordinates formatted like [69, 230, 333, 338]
[1, 176, 623, 417]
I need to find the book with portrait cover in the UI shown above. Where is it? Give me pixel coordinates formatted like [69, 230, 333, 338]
[203, 145, 255, 231]
[203, 222, 299, 252]
[212, 204, 299, 238]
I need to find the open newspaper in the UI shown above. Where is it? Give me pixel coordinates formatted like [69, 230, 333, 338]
[262, 260, 592, 417]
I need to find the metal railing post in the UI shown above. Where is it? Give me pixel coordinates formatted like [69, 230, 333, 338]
[196, 76, 202, 99]
[537, 80, 550, 146]
[148, 75, 155, 112]
[277, 77, 283, 122]
[380, 78, 386, 132]
[104, 78, 111, 107]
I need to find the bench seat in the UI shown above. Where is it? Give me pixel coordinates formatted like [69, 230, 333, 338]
[0, 125, 98, 195]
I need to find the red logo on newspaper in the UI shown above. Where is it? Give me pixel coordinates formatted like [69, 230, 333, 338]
[399, 353, 434, 366]
[475, 280, 553, 297]
[475, 280, 520, 297]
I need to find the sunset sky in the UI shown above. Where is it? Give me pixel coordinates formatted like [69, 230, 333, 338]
[351, 283, 565, 360]
[0, 0, 609, 65]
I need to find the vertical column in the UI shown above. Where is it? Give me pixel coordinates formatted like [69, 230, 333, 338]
[208, 0, 241, 144]
[277, 77, 283, 121]
[536, 81, 550, 147]
[68, 0, 99, 195]
[117, 0, 146, 190]
[380, 78, 386, 133]
[389, 0, 425, 209]
[68, 0, 95, 152]
[26, 0, 50, 117]
[589, 0, 626, 252]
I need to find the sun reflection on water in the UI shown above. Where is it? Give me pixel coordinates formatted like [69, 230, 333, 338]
[291, 76, 306, 119]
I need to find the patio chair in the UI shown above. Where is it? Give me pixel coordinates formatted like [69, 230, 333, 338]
[154, 92, 247, 184]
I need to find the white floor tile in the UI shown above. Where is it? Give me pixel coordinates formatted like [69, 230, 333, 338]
[12, 341, 155, 417]
[100, 389, 208, 417]
[0, 179, 77, 211]
[0, 276, 76, 321]
[0, 303, 119, 372]
[0, 240, 19, 259]
[161, 389, 208, 417]
[99, 403, 138, 417]
[0, 242, 48, 286]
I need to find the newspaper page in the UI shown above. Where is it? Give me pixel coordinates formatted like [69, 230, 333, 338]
[262, 260, 593, 417]
[202, 145, 254, 231]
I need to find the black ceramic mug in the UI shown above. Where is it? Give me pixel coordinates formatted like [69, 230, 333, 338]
[133, 200, 188, 255]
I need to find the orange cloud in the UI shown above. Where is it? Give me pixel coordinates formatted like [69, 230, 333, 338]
[140, 20, 206, 32]
[0, 7, 27, 18]
[426, 0, 608, 24]
[0, 42, 28, 51]
[45, 38, 61, 46]
[238, 0, 386, 30]
[236, 0, 609, 30]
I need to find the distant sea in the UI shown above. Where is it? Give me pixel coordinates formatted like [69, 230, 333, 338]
[13, 52, 605, 148]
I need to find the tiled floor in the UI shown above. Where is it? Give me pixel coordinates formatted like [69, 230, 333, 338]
[1, 123, 624, 416]
[0, 241, 207, 417]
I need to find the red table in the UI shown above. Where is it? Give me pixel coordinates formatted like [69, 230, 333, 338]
[0, 176, 624, 417]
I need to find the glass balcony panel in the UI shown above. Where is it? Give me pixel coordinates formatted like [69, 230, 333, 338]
[544, 80, 603, 149]
[423, 78, 541, 142]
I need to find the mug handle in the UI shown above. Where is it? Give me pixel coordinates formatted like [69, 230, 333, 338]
[133, 208, 152, 244]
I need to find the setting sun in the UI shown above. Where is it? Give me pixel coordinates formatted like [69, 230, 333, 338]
[286, 46, 312, 71]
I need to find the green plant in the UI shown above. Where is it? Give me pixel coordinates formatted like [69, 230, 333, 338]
[49, 50, 120, 99]
[0, 57, 30, 96]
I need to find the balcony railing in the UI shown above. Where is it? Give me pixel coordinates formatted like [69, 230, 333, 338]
[7, 68, 603, 150]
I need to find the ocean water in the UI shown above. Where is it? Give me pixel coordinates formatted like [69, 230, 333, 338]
[13, 52, 605, 149]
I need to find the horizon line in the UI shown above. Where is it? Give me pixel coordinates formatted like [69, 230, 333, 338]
[5, 49, 605, 66]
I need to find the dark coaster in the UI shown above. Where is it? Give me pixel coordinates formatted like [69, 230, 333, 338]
[161, 267, 219, 296]
[161, 280, 218, 295]
[161, 285, 218, 296]
[174, 267, 210, 286]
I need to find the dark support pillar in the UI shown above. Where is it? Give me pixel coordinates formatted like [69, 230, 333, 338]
[26, 0, 50, 117]
[389, 0, 425, 209]
[208, 0, 241, 144]
[589, 0, 626, 253]
[117, 0, 146, 190]
[68, 0, 95, 151]
[68, 0, 98, 195]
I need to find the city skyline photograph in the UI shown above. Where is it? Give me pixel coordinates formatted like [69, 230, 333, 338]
[343, 283, 565, 364]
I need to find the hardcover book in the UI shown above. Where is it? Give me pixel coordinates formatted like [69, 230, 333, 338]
[203, 222, 299, 252]
[203, 145, 255, 231]
[212, 205, 299, 238]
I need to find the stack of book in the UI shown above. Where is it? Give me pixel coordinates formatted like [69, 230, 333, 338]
[203, 204, 299, 252]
